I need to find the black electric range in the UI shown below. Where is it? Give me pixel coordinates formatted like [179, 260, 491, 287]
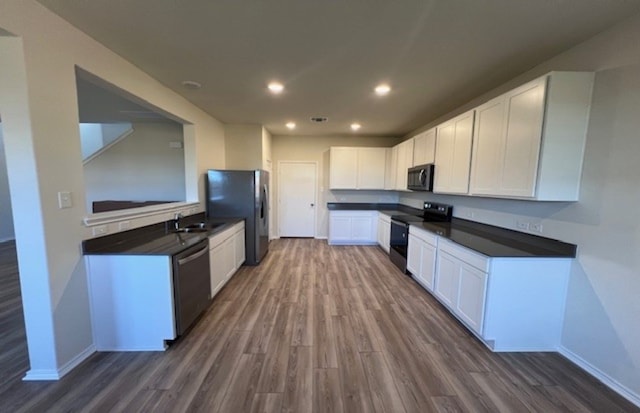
[389, 202, 453, 273]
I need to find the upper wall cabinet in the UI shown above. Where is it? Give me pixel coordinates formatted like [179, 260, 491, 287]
[330, 147, 386, 190]
[469, 72, 594, 201]
[434, 110, 475, 195]
[412, 128, 436, 166]
[384, 147, 396, 190]
[394, 139, 415, 191]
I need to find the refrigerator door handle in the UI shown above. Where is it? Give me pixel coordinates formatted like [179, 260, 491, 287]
[262, 184, 269, 223]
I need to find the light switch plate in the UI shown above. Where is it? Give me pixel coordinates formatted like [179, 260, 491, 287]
[58, 191, 72, 209]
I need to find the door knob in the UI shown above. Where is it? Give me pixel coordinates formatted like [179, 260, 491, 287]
[310, 203, 315, 207]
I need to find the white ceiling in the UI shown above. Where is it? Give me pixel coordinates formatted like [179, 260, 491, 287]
[37, 0, 640, 136]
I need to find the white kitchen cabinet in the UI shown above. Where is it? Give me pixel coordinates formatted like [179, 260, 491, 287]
[412, 128, 436, 166]
[455, 261, 488, 333]
[384, 147, 396, 190]
[357, 147, 387, 189]
[86, 255, 176, 351]
[328, 211, 377, 245]
[329, 147, 358, 189]
[209, 221, 245, 298]
[234, 227, 246, 268]
[431, 236, 570, 351]
[434, 110, 475, 194]
[435, 239, 489, 335]
[394, 139, 414, 190]
[329, 147, 386, 190]
[406, 226, 438, 291]
[377, 212, 391, 253]
[469, 72, 594, 200]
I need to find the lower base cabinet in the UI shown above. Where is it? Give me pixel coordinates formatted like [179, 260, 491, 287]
[435, 248, 488, 334]
[329, 211, 377, 245]
[209, 221, 245, 298]
[407, 226, 570, 352]
[433, 238, 570, 351]
[407, 227, 437, 291]
[86, 255, 176, 351]
[377, 213, 391, 253]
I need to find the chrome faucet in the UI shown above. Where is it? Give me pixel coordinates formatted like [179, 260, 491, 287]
[174, 212, 184, 230]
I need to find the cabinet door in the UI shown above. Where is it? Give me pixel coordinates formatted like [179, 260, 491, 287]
[234, 229, 245, 269]
[470, 96, 506, 195]
[395, 142, 407, 190]
[500, 78, 546, 197]
[434, 251, 459, 309]
[351, 216, 375, 242]
[418, 241, 437, 291]
[382, 220, 390, 253]
[223, 239, 235, 281]
[456, 263, 487, 334]
[330, 147, 358, 189]
[357, 148, 386, 189]
[407, 234, 422, 276]
[377, 217, 385, 248]
[413, 128, 436, 165]
[209, 244, 227, 297]
[384, 148, 396, 190]
[434, 110, 474, 194]
[329, 216, 352, 242]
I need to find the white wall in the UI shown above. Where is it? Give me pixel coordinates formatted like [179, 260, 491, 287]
[225, 124, 264, 169]
[400, 13, 640, 403]
[272, 135, 400, 238]
[0, 125, 15, 241]
[83, 122, 186, 212]
[0, 0, 225, 379]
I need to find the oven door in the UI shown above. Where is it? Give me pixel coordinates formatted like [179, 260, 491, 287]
[390, 219, 409, 273]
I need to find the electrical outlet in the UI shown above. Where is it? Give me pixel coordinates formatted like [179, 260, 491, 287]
[531, 223, 543, 233]
[92, 225, 108, 236]
[466, 211, 475, 219]
[119, 221, 131, 231]
[516, 220, 530, 231]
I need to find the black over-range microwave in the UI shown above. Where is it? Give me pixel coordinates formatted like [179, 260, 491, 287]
[407, 163, 435, 191]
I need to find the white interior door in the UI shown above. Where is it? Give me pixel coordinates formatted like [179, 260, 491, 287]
[278, 161, 317, 237]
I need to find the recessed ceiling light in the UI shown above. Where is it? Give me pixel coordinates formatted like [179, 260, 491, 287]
[374, 84, 391, 96]
[286, 122, 296, 130]
[268, 82, 284, 94]
[181, 80, 202, 90]
[350, 123, 362, 131]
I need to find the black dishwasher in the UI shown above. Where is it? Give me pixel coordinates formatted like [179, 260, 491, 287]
[172, 239, 211, 336]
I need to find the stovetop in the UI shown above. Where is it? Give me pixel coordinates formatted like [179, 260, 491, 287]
[391, 202, 453, 224]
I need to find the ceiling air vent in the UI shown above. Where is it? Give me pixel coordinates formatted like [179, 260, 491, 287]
[310, 116, 328, 123]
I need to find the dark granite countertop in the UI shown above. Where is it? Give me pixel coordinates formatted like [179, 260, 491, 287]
[327, 202, 576, 258]
[414, 219, 576, 258]
[82, 214, 243, 256]
[327, 202, 423, 216]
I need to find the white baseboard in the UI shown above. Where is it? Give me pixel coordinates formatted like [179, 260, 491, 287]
[315, 236, 327, 240]
[23, 344, 96, 381]
[23, 369, 61, 381]
[559, 345, 640, 408]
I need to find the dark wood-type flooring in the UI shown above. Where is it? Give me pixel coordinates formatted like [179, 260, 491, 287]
[0, 239, 637, 412]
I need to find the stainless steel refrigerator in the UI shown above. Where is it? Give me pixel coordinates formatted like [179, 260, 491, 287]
[206, 169, 269, 265]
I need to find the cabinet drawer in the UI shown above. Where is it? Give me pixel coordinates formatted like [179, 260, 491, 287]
[409, 225, 437, 246]
[438, 239, 488, 272]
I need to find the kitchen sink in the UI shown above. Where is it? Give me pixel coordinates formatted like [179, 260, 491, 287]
[173, 227, 209, 233]
[172, 222, 228, 233]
